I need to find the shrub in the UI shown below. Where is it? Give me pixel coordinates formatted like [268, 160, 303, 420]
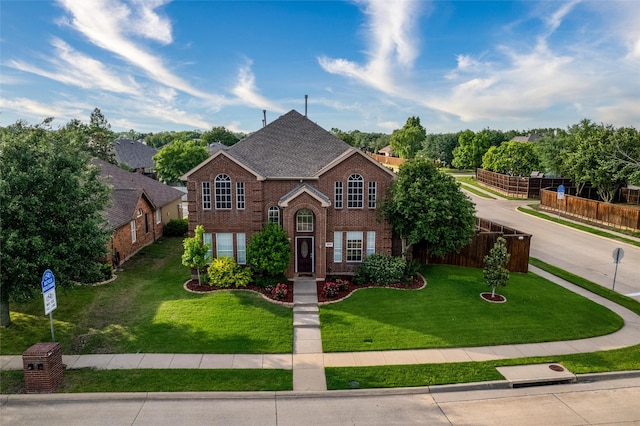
[207, 257, 252, 288]
[164, 218, 188, 237]
[322, 281, 341, 298]
[271, 283, 288, 300]
[354, 254, 407, 285]
[335, 278, 350, 292]
[100, 263, 113, 281]
[247, 224, 291, 278]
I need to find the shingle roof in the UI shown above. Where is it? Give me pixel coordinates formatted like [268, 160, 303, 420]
[113, 138, 158, 169]
[227, 110, 352, 178]
[511, 134, 543, 143]
[279, 183, 331, 207]
[94, 159, 183, 209]
[104, 188, 147, 229]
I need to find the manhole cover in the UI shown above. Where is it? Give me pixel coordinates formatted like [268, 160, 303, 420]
[549, 364, 565, 372]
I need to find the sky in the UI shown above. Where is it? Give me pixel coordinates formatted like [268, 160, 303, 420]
[1, 0, 639, 135]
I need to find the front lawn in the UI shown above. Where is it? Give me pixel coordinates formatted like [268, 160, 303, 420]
[0, 237, 293, 355]
[320, 264, 623, 352]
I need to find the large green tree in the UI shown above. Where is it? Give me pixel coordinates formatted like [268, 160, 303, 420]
[201, 126, 241, 147]
[383, 159, 476, 258]
[0, 120, 111, 326]
[482, 141, 541, 176]
[153, 140, 209, 184]
[451, 130, 490, 170]
[418, 132, 460, 166]
[390, 116, 426, 159]
[88, 108, 116, 163]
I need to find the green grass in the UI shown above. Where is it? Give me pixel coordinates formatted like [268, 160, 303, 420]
[325, 344, 640, 389]
[529, 258, 640, 316]
[0, 369, 292, 393]
[320, 264, 623, 352]
[519, 205, 640, 248]
[456, 176, 537, 200]
[458, 182, 495, 199]
[0, 237, 293, 355]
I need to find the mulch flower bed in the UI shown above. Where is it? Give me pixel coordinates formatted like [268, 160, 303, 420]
[480, 292, 507, 303]
[184, 280, 294, 304]
[317, 275, 426, 303]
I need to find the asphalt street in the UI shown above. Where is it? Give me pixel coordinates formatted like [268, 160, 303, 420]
[1, 377, 638, 425]
[471, 194, 640, 299]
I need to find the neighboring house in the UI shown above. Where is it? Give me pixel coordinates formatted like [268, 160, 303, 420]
[182, 110, 397, 280]
[378, 145, 394, 157]
[96, 159, 184, 266]
[113, 138, 158, 176]
[510, 134, 543, 143]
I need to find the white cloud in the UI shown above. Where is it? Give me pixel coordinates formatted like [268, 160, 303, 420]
[8, 38, 140, 94]
[231, 61, 285, 113]
[0, 97, 86, 125]
[318, 0, 424, 95]
[377, 120, 401, 131]
[56, 0, 225, 104]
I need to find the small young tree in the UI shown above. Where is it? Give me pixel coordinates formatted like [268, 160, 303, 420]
[181, 225, 211, 285]
[483, 237, 511, 298]
[247, 224, 291, 285]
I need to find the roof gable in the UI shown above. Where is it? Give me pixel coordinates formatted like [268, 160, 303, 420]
[227, 110, 352, 178]
[278, 183, 331, 207]
[104, 188, 155, 229]
[113, 138, 158, 169]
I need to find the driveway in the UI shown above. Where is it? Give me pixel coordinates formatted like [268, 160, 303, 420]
[470, 193, 640, 299]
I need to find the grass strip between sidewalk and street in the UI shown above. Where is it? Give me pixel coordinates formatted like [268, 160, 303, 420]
[519, 206, 640, 248]
[325, 344, 640, 390]
[0, 368, 292, 394]
[455, 176, 535, 201]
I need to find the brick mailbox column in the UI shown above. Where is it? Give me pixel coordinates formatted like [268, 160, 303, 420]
[22, 342, 64, 393]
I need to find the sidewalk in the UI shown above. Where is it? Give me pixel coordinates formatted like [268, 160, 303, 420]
[2, 270, 639, 391]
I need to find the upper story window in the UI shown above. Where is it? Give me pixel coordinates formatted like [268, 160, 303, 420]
[268, 206, 280, 224]
[215, 174, 232, 209]
[236, 182, 245, 210]
[202, 182, 211, 210]
[296, 209, 313, 232]
[368, 181, 377, 209]
[334, 181, 343, 209]
[347, 174, 364, 208]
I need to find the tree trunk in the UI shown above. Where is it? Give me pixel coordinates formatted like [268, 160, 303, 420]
[0, 298, 11, 327]
[196, 268, 201, 286]
[491, 287, 496, 298]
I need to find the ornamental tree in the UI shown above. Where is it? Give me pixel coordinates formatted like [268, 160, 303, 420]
[383, 159, 476, 259]
[153, 139, 209, 184]
[0, 120, 111, 326]
[483, 237, 511, 298]
[181, 225, 211, 285]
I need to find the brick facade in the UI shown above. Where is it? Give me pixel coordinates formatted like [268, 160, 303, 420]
[22, 342, 63, 393]
[107, 194, 159, 266]
[186, 151, 395, 280]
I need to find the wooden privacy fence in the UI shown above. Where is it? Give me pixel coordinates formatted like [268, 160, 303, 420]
[368, 153, 405, 169]
[412, 218, 531, 272]
[540, 189, 640, 231]
[622, 188, 640, 205]
[476, 169, 573, 199]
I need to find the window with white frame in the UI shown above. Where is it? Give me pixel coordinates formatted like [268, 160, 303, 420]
[215, 174, 232, 209]
[347, 174, 364, 208]
[236, 233, 246, 264]
[216, 233, 233, 258]
[334, 181, 343, 209]
[296, 209, 313, 232]
[366, 231, 376, 256]
[268, 206, 280, 224]
[130, 220, 137, 243]
[155, 209, 162, 224]
[368, 181, 377, 209]
[202, 182, 211, 210]
[333, 231, 343, 262]
[346, 231, 363, 262]
[236, 182, 245, 210]
[203, 232, 213, 262]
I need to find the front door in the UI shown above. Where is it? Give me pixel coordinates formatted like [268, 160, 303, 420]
[296, 237, 313, 274]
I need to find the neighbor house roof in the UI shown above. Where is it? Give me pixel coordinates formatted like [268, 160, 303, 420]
[510, 134, 543, 143]
[226, 110, 352, 178]
[113, 138, 158, 170]
[105, 188, 155, 229]
[94, 159, 183, 211]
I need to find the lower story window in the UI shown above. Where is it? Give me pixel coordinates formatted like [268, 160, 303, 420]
[216, 233, 233, 258]
[203, 233, 213, 262]
[236, 233, 246, 265]
[346, 231, 363, 262]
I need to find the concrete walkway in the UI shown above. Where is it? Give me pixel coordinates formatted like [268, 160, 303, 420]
[2, 268, 639, 391]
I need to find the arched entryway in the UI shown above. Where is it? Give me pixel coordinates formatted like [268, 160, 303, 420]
[295, 208, 314, 274]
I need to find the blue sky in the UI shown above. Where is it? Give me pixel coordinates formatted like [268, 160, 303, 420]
[1, 0, 639, 134]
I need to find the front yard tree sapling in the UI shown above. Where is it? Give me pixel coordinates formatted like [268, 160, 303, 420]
[181, 225, 211, 285]
[484, 237, 511, 298]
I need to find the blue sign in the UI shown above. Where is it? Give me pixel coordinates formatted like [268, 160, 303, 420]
[557, 184, 565, 200]
[41, 269, 55, 293]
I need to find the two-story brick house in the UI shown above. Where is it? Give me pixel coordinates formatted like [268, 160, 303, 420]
[182, 110, 396, 280]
